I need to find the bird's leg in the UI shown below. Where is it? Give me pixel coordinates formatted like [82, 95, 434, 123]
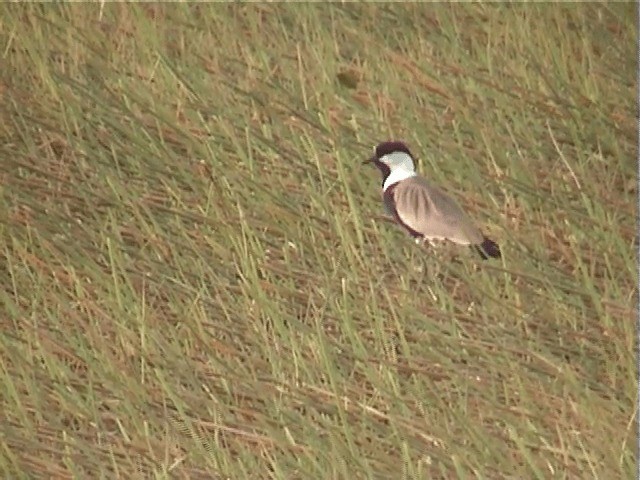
[427, 239, 438, 248]
[417, 237, 437, 248]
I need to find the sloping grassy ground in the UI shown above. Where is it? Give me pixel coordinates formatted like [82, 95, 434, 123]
[0, 4, 635, 479]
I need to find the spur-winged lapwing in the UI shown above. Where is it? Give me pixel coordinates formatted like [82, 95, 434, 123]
[363, 141, 501, 260]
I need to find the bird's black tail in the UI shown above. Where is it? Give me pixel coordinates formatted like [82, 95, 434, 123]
[474, 237, 501, 260]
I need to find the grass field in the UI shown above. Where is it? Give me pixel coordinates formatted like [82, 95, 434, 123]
[0, 3, 636, 479]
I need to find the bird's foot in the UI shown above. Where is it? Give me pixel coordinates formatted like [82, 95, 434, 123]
[419, 237, 440, 248]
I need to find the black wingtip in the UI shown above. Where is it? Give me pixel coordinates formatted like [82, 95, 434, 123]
[475, 237, 501, 260]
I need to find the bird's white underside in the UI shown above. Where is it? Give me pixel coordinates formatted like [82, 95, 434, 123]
[416, 236, 472, 246]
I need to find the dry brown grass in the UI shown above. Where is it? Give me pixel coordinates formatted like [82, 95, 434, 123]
[0, 3, 635, 479]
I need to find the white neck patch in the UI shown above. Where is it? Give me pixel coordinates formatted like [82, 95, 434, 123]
[383, 168, 417, 191]
[379, 152, 418, 192]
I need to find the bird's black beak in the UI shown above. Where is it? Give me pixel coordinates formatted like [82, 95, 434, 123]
[363, 155, 376, 165]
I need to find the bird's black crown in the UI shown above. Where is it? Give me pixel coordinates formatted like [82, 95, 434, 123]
[374, 141, 413, 160]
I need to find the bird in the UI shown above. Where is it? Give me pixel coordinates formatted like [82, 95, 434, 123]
[363, 141, 501, 260]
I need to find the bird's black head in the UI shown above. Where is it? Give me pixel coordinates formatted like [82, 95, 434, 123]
[373, 141, 413, 160]
[363, 141, 415, 184]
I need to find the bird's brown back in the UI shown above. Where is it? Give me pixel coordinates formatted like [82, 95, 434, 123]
[391, 176, 483, 245]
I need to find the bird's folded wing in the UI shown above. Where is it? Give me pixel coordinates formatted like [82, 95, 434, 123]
[393, 178, 481, 243]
